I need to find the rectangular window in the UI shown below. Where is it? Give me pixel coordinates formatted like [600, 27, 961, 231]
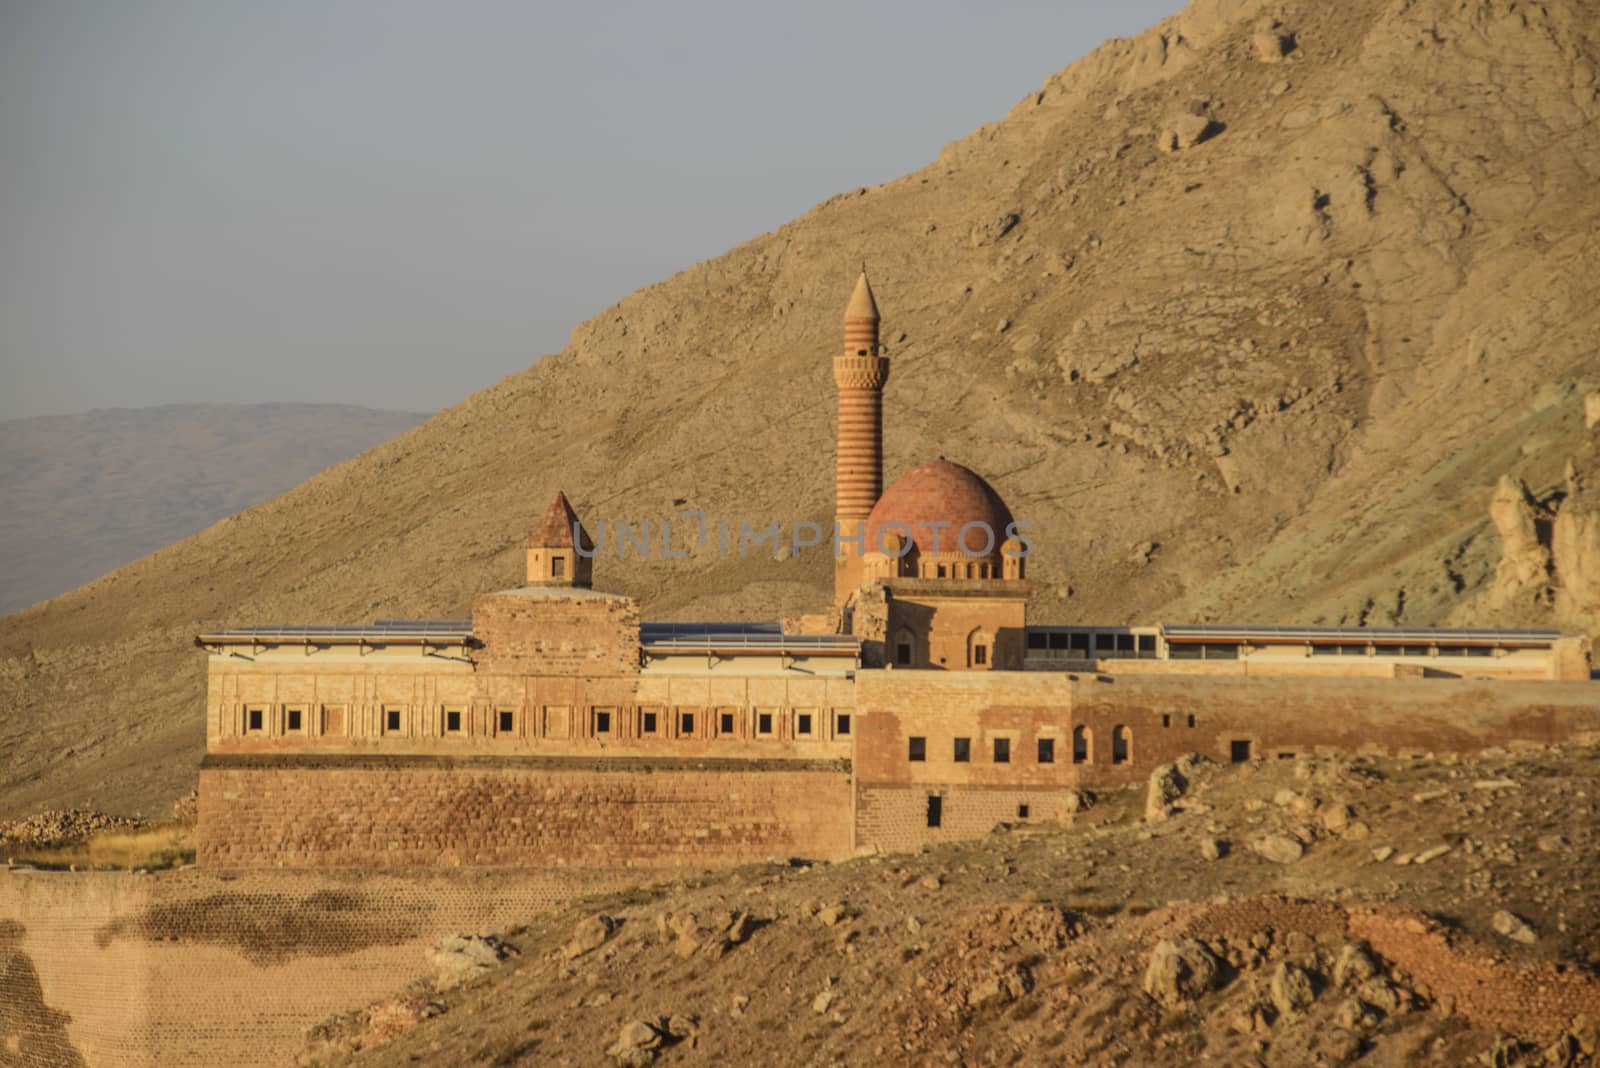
[246, 707, 264, 733]
[1186, 714, 1196, 728]
[1027, 632, 1049, 651]
[896, 643, 912, 666]
[834, 712, 851, 736]
[1138, 634, 1157, 658]
[642, 710, 659, 734]
[1230, 739, 1252, 763]
[973, 645, 987, 665]
[679, 711, 695, 736]
[926, 794, 942, 828]
[1037, 737, 1055, 764]
[908, 736, 927, 762]
[993, 737, 1011, 764]
[757, 711, 774, 736]
[445, 709, 462, 733]
[953, 737, 971, 762]
[1161, 713, 1171, 728]
[498, 709, 515, 734]
[719, 711, 735, 735]
[594, 709, 612, 734]
[1017, 803, 1030, 819]
[385, 709, 402, 734]
[284, 707, 303, 732]
[551, 556, 565, 577]
[796, 712, 814, 737]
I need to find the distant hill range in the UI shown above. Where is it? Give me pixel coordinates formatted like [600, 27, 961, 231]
[2, 0, 1599, 818]
[0, 404, 429, 616]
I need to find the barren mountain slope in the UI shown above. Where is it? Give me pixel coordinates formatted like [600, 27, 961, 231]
[0, 404, 430, 616]
[3, 0, 1599, 817]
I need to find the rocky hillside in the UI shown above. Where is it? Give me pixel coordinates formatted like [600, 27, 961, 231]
[0, 404, 429, 615]
[298, 746, 1600, 1067]
[3, 0, 1600, 817]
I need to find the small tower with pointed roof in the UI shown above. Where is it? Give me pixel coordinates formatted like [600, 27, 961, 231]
[525, 491, 594, 588]
[834, 269, 891, 606]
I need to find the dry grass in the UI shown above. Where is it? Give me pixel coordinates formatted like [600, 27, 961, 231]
[7, 821, 195, 871]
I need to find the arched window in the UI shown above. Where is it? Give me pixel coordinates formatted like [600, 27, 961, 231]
[1072, 725, 1091, 763]
[894, 627, 917, 668]
[967, 628, 992, 669]
[1111, 725, 1131, 765]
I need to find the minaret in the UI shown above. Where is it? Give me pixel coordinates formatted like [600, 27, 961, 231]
[525, 490, 594, 588]
[833, 270, 890, 605]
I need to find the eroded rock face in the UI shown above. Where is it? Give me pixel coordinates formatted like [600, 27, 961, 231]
[1483, 475, 1554, 611]
[1553, 447, 1600, 627]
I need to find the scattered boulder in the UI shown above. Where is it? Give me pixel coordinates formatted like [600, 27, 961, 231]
[1158, 113, 1220, 153]
[662, 910, 758, 959]
[1145, 763, 1188, 821]
[1320, 803, 1352, 834]
[1335, 997, 1380, 1031]
[1253, 834, 1305, 864]
[1252, 20, 1296, 62]
[426, 934, 516, 989]
[1332, 943, 1379, 989]
[1143, 938, 1221, 1006]
[812, 990, 835, 1014]
[1201, 837, 1226, 862]
[816, 903, 851, 927]
[1492, 909, 1538, 945]
[1355, 977, 1408, 1016]
[607, 1019, 665, 1067]
[563, 914, 616, 960]
[1268, 961, 1317, 1015]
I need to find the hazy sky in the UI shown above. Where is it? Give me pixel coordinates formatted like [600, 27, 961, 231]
[0, 0, 1182, 421]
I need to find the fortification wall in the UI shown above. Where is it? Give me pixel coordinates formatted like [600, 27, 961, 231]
[0, 866, 655, 1068]
[198, 756, 853, 868]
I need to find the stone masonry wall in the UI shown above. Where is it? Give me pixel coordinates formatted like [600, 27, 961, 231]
[850, 672, 1600, 851]
[471, 588, 640, 675]
[0, 866, 656, 1068]
[198, 757, 853, 868]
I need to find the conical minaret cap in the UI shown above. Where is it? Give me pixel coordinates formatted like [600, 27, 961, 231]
[845, 270, 879, 321]
[526, 490, 593, 551]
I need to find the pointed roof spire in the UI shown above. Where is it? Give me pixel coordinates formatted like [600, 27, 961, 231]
[526, 490, 593, 551]
[845, 268, 879, 321]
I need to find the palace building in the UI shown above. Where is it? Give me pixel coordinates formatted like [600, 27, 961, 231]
[193, 274, 1597, 869]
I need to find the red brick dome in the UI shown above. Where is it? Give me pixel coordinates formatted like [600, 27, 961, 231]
[864, 460, 1014, 556]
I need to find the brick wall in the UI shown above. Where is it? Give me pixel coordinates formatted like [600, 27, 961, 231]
[0, 866, 654, 1068]
[198, 756, 853, 868]
[855, 783, 1077, 853]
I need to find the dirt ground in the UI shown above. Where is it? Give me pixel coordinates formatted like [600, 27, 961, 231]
[300, 744, 1600, 1067]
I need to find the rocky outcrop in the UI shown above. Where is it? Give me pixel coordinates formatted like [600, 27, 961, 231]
[1464, 392, 1600, 639]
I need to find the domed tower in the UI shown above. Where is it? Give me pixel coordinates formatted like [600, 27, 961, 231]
[834, 270, 890, 604]
[525, 490, 594, 588]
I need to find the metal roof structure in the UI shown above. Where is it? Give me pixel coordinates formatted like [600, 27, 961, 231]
[198, 621, 474, 645]
[1160, 624, 1562, 646]
[640, 621, 859, 655]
